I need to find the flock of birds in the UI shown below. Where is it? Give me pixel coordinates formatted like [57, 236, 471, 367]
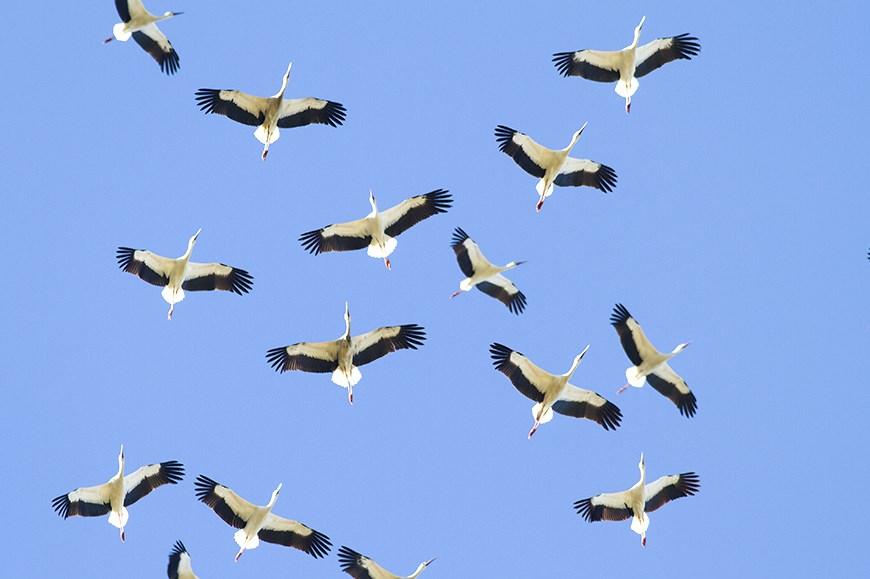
[53, 1, 706, 576]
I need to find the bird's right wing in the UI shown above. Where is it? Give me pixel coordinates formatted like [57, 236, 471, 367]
[265, 341, 340, 374]
[131, 25, 179, 75]
[277, 98, 347, 128]
[489, 343, 546, 402]
[258, 513, 332, 558]
[554, 158, 617, 192]
[646, 363, 697, 417]
[193, 475, 256, 529]
[643, 472, 700, 513]
[194, 89, 266, 126]
[476, 276, 526, 315]
[552, 385, 622, 430]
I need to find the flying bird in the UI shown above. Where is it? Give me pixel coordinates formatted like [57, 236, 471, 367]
[490, 343, 622, 438]
[574, 453, 700, 546]
[495, 124, 616, 212]
[104, 0, 182, 75]
[299, 189, 452, 269]
[266, 303, 426, 404]
[117, 228, 253, 320]
[167, 541, 198, 579]
[449, 227, 526, 314]
[194, 475, 332, 561]
[339, 546, 436, 579]
[52, 445, 184, 542]
[195, 62, 346, 160]
[610, 303, 697, 417]
[553, 16, 701, 113]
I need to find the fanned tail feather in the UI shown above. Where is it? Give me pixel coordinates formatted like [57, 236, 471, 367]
[332, 366, 362, 387]
[367, 236, 398, 258]
[615, 77, 639, 98]
[254, 125, 280, 145]
[532, 403, 554, 424]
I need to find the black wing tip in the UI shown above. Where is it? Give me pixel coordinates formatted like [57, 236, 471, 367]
[599, 400, 623, 431]
[679, 472, 701, 495]
[308, 530, 333, 558]
[265, 347, 289, 372]
[170, 540, 187, 556]
[610, 303, 632, 325]
[298, 229, 325, 254]
[338, 545, 362, 569]
[193, 474, 219, 500]
[451, 227, 470, 246]
[116, 246, 135, 268]
[160, 49, 180, 75]
[509, 291, 527, 315]
[672, 34, 701, 57]
[161, 461, 186, 483]
[324, 101, 348, 127]
[597, 164, 618, 192]
[679, 391, 698, 417]
[489, 342, 514, 366]
[551, 51, 576, 77]
[51, 494, 71, 518]
[423, 189, 453, 213]
[399, 324, 427, 348]
[194, 89, 222, 113]
[494, 124, 517, 144]
[573, 497, 594, 520]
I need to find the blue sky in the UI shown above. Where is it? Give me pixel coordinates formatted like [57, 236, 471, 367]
[5, 0, 869, 576]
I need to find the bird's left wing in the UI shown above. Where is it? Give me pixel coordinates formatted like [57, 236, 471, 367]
[52, 485, 112, 519]
[352, 325, 426, 367]
[552, 50, 622, 82]
[277, 98, 347, 128]
[554, 158, 617, 192]
[132, 25, 179, 75]
[634, 34, 700, 78]
[181, 261, 254, 294]
[552, 385, 622, 430]
[381, 189, 452, 238]
[644, 472, 700, 513]
[338, 546, 387, 578]
[167, 540, 195, 579]
[258, 512, 333, 558]
[490, 343, 547, 403]
[299, 218, 374, 255]
[123, 460, 184, 507]
[646, 363, 697, 417]
[194, 475, 256, 529]
[195, 89, 266, 126]
[574, 490, 634, 522]
[266, 341, 340, 374]
[476, 276, 527, 315]
[495, 126, 547, 178]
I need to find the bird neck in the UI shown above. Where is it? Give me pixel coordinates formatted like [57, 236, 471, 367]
[563, 355, 582, 380]
[410, 563, 428, 578]
[276, 71, 291, 99]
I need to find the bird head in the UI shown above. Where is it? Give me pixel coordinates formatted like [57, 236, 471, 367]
[368, 189, 378, 211]
[673, 341, 692, 354]
[639, 452, 645, 471]
[636, 16, 646, 35]
[190, 228, 202, 246]
[508, 260, 527, 268]
[119, 444, 125, 461]
[567, 122, 588, 150]
[269, 483, 283, 505]
[166, 11, 183, 17]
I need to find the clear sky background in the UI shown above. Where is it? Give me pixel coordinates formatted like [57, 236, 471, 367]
[4, 0, 869, 577]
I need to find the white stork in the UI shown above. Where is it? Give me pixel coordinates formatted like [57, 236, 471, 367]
[553, 16, 701, 113]
[194, 475, 332, 561]
[167, 541, 198, 579]
[490, 343, 622, 438]
[495, 124, 617, 212]
[116, 228, 254, 320]
[450, 227, 526, 314]
[610, 303, 697, 417]
[52, 445, 184, 542]
[195, 63, 346, 160]
[574, 453, 700, 546]
[299, 189, 452, 269]
[266, 303, 426, 404]
[339, 546, 436, 579]
[104, 0, 182, 75]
